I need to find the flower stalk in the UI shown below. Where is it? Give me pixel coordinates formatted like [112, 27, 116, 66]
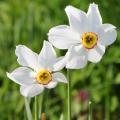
[88, 101, 92, 120]
[39, 91, 45, 119]
[35, 96, 38, 120]
[67, 69, 71, 120]
[24, 98, 32, 120]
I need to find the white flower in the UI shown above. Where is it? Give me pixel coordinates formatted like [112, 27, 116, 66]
[7, 41, 67, 97]
[48, 3, 117, 69]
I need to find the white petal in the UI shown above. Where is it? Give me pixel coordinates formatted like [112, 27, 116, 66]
[48, 25, 80, 49]
[53, 56, 66, 71]
[65, 45, 87, 69]
[98, 25, 117, 46]
[52, 72, 67, 83]
[20, 84, 44, 97]
[87, 3, 102, 31]
[38, 41, 56, 70]
[101, 24, 116, 31]
[15, 45, 39, 71]
[7, 67, 36, 86]
[87, 43, 105, 63]
[65, 5, 87, 34]
[44, 81, 58, 89]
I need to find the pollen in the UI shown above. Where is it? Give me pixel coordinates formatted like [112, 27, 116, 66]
[82, 32, 98, 49]
[36, 69, 52, 85]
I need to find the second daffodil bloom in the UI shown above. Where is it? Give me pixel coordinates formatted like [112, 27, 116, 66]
[48, 3, 117, 69]
[7, 41, 67, 97]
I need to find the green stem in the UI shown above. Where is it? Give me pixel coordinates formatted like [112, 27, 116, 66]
[88, 101, 92, 120]
[24, 98, 32, 120]
[39, 92, 45, 119]
[35, 96, 38, 120]
[67, 69, 71, 120]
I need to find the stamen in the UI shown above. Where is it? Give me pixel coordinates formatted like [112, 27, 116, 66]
[82, 32, 98, 49]
[36, 69, 52, 85]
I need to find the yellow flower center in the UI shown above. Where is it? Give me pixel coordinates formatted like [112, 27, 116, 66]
[36, 69, 52, 85]
[82, 32, 98, 49]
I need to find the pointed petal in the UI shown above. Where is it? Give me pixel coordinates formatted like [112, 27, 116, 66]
[44, 81, 58, 89]
[7, 67, 36, 86]
[65, 5, 87, 34]
[87, 3, 102, 31]
[98, 24, 117, 46]
[52, 72, 67, 83]
[53, 56, 66, 71]
[87, 43, 105, 63]
[101, 24, 116, 31]
[20, 84, 44, 97]
[15, 45, 39, 71]
[38, 41, 56, 70]
[65, 45, 87, 69]
[48, 25, 80, 49]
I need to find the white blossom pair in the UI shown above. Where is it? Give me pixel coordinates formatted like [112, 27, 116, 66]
[7, 3, 117, 97]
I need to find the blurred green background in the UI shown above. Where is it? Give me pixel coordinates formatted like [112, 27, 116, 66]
[0, 0, 120, 120]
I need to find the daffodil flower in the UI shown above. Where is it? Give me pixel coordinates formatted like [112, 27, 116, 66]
[48, 3, 117, 69]
[7, 41, 67, 97]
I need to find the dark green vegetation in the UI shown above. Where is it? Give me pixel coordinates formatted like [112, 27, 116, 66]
[0, 0, 120, 119]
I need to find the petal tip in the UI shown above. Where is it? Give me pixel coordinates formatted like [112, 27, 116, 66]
[65, 5, 74, 14]
[65, 5, 72, 11]
[6, 72, 10, 78]
[16, 45, 24, 50]
[15, 45, 24, 56]
[90, 2, 98, 7]
[6, 72, 14, 81]
[43, 40, 51, 46]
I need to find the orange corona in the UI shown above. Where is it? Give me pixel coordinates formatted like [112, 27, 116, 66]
[36, 69, 52, 85]
[82, 32, 98, 49]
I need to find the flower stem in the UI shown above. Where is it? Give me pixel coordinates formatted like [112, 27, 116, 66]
[39, 92, 44, 119]
[35, 96, 38, 120]
[88, 101, 92, 120]
[67, 69, 71, 120]
[24, 98, 32, 120]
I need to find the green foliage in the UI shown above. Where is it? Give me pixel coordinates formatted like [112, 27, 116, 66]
[0, 0, 120, 120]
